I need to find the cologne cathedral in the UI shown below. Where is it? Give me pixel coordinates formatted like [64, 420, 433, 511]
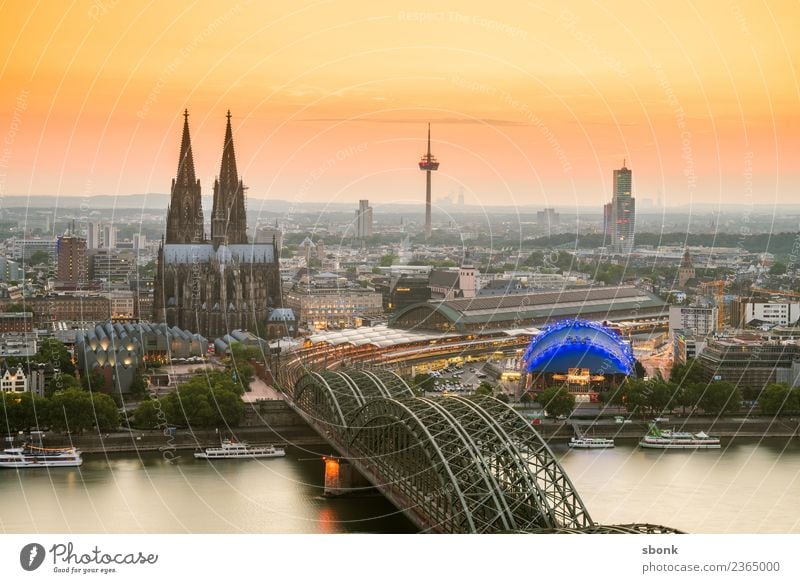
[153, 110, 281, 339]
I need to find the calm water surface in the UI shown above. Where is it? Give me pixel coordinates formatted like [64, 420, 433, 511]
[2, 439, 799, 533]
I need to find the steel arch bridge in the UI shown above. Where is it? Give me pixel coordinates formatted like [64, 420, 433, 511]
[282, 367, 679, 534]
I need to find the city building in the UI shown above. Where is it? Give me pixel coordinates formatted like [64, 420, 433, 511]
[730, 301, 800, 328]
[87, 222, 102, 249]
[110, 290, 136, 319]
[672, 329, 708, 365]
[153, 110, 281, 339]
[0, 312, 33, 333]
[88, 249, 135, 283]
[76, 321, 207, 393]
[12, 295, 112, 326]
[354, 199, 373, 239]
[284, 283, 383, 330]
[536, 208, 560, 233]
[0, 366, 28, 393]
[264, 308, 297, 339]
[132, 233, 147, 250]
[607, 162, 635, 253]
[0, 256, 22, 281]
[254, 221, 282, 248]
[56, 235, 88, 285]
[677, 248, 695, 287]
[603, 202, 612, 237]
[697, 335, 800, 391]
[10, 239, 56, 262]
[669, 304, 717, 336]
[374, 275, 432, 312]
[102, 225, 117, 249]
[391, 285, 668, 333]
[0, 336, 37, 359]
[428, 257, 477, 300]
[776, 360, 800, 388]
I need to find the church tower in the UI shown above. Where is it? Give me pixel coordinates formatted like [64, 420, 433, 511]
[165, 110, 204, 243]
[678, 248, 695, 287]
[211, 111, 247, 247]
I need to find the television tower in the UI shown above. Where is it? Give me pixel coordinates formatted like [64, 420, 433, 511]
[418, 123, 439, 239]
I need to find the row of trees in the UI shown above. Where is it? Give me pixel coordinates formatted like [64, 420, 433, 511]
[758, 383, 800, 415]
[609, 378, 742, 416]
[132, 371, 245, 429]
[0, 389, 119, 434]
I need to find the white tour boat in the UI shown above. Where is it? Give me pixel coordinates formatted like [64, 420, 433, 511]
[569, 436, 615, 449]
[0, 444, 83, 468]
[194, 438, 286, 460]
[639, 424, 720, 449]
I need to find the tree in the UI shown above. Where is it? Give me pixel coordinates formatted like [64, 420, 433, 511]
[81, 368, 106, 391]
[537, 386, 576, 418]
[128, 371, 149, 399]
[670, 359, 706, 413]
[225, 343, 259, 389]
[411, 373, 435, 394]
[48, 389, 94, 433]
[0, 392, 49, 432]
[46, 372, 81, 397]
[158, 374, 245, 428]
[36, 338, 76, 375]
[699, 381, 741, 415]
[634, 360, 647, 379]
[643, 379, 676, 415]
[475, 382, 494, 397]
[378, 253, 396, 267]
[28, 250, 51, 266]
[132, 399, 162, 429]
[758, 383, 800, 415]
[769, 261, 787, 276]
[620, 380, 647, 414]
[89, 392, 121, 430]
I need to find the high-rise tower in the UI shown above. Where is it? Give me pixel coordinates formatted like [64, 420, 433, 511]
[609, 161, 635, 253]
[211, 111, 248, 247]
[418, 123, 439, 239]
[355, 199, 373, 239]
[165, 110, 204, 244]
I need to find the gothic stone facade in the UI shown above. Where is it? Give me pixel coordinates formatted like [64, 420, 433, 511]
[153, 110, 280, 339]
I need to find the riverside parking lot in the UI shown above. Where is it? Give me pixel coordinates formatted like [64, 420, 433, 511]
[422, 361, 493, 395]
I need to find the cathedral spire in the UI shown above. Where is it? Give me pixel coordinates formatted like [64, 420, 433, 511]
[165, 109, 204, 243]
[211, 110, 247, 247]
[218, 109, 238, 188]
[176, 109, 196, 187]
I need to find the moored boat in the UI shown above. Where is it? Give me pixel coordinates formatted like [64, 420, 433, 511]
[569, 436, 615, 449]
[0, 444, 83, 468]
[194, 438, 286, 460]
[639, 423, 720, 449]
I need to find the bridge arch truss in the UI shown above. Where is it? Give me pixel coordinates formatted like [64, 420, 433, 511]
[289, 368, 594, 533]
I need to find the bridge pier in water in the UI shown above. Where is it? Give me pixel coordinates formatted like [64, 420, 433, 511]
[322, 456, 369, 497]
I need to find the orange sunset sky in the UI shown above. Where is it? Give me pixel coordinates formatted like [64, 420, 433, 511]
[0, 0, 797, 209]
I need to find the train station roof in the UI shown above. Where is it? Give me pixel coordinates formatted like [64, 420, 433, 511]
[304, 323, 542, 349]
[307, 325, 456, 347]
[389, 285, 668, 333]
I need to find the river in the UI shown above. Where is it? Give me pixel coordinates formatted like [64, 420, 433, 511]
[1, 439, 798, 533]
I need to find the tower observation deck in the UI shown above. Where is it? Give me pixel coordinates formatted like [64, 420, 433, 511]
[418, 123, 439, 239]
